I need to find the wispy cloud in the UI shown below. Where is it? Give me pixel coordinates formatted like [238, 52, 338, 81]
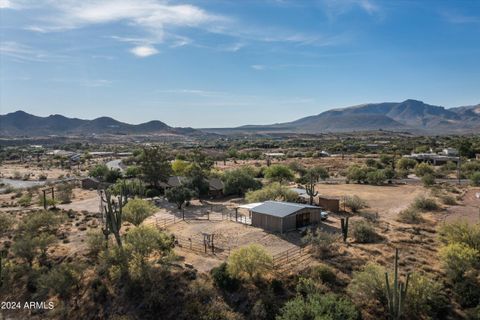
[130, 45, 158, 57]
[0, 41, 50, 62]
[156, 89, 228, 98]
[441, 10, 480, 24]
[12, 0, 344, 57]
[82, 79, 112, 87]
[251, 64, 266, 70]
[318, 0, 381, 19]
[0, 0, 13, 9]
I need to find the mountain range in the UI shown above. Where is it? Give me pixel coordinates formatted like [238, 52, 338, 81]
[1, 99, 479, 137]
[0, 110, 196, 137]
[204, 99, 480, 134]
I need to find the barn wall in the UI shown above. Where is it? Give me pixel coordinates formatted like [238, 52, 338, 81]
[252, 212, 282, 233]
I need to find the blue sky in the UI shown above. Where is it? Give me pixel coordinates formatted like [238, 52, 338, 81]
[1, 0, 479, 127]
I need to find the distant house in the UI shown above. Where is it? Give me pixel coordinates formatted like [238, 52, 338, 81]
[81, 177, 100, 190]
[442, 148, 458, 156]
[249, 201, 323, 233]
[208, 177, 224, 198]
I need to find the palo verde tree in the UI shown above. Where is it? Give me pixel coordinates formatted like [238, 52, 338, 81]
[166, 186, 195, 209]
[139, 146, 172, 189]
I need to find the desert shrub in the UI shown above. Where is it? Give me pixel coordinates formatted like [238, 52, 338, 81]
[438, 243, 479, 280]
[397, 158, 417, 170]
[397, 207, 424, 224]
[227, 244, 272, 281]
[422, 173, 435, 187]
[211, 262, 239, 291]
[0, 213, 14, 235]
[415, 163, 435, 177]
[346, 165, 367, 183]
[222, 167, 262, 196]
[17, 193, 32, 207]
[302, 229, 336, 258]
[36, 263, 84, 301]
[296, 277, 327, 297]
[264, 165, 294, 183]
[347, 262, 386, 304]
[310, 264, 336, 285]
[89, 164, 109, 179]
[38, 195, 58, 207]
[438, 221, 480, 251]
[145, 188, 161, 198]
[277, 293, 360, 320]
[124, 225, 173, 260]
[440, 194, 457, 205]
[470, 172, 480, 186]
[122, 198, 156, 226]
[105, 169, 123, 183]
[87, 230, 105, 257]
[395, 169, 409, 178]
[453, 271, 480, 308]
[109, 179, 145, 198]
[13, 171, 22, 179]
[383, 168, 396, 180]
[38, 174, 47, 180]
[412, 196, 439, 211]
[352, 220, 378, 243]
[366, 170, 386, 185]
[245, 182, 297, 203]
[404, 273, 450, 319]
[12, 236, 37, 266]
[56, 183, 73, 204]
[19, 210, 63, 235]
[343, 195, 366, 213]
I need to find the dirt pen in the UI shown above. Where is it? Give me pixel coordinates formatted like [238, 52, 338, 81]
[142, 197, 317, 272]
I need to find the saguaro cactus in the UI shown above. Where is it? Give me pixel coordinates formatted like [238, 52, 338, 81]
[385, 248, 410, 320]
[100, 190, 123, 247]
[340, 217, 349, 242]
[305, 178, 318, 206]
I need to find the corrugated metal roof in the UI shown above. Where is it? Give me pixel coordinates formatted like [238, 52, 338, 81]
[238, 202, 264, 210]
[251, 201, 319, 218]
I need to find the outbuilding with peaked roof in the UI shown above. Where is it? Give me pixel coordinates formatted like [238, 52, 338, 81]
[250, 201, 323, 233]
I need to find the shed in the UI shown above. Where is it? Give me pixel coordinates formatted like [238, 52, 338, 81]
[208, 177, 224, 198]
[316, 195, 340, 213]
[250, 201, 323, 233]
[81, 177, 100, 190]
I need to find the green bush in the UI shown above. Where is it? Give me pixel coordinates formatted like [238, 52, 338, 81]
[366, 170, 386, 185]
[245, 182, 297, 203]
[87, 230, 105, 257]
[346, 165, 367, 183]
[210, 262, 239, 291]
[397, 158, 417, 170]
[222, 167, 262, 196]
[397, 207, 424, 224]
[438, 221, 480, 250]
[227, 244, 272, 281]
[421, 174, 435, 187]
[352, 220, 378, 243]
[264, 165, 294, 183]
[0, 213, 14, 235]
[415, 163, 435, 177]
[440, 194, 457, 205]
[347, 262, 386, 304]
[344, 195, 367, 213]
[470, 172, 480, 186]
[438, 243, 479, 280]
[412, 196, 439, 211]
[302, 229, 336, 258]
[17, 193, 32, 207]
[310, 264, 336, 285]
[405, 273, 450, 319]
[122, 198, 156, 226]
[277, 293, 360, 320]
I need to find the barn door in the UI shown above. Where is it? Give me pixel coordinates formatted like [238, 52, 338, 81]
[296, 212, 311, 228]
